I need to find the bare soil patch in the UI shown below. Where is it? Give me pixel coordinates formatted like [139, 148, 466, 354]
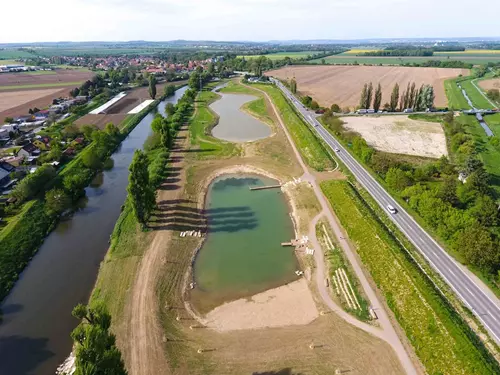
[479, 78, 500, 91]
[0, 69, 93, 87]
[200, 278, 318, 332]
[74, 114, 128, 129]
[341, 115, 448, 158]
[0, 87, 70, 119]
[0, 88, 64, 113]
[266, 65, 468, 108]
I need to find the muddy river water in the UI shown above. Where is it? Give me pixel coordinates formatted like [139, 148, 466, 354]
[0, 86, 188, 375]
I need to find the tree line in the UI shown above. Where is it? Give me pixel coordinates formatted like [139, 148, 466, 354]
[127, 87, 196, 226]
[358, 82, 435, 111]
[321, 111, 500, 281]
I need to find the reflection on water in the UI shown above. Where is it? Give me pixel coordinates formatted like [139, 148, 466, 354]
[0, 86, 189, 375]
[210, 92, 272, 142]
[194, 174, 298, 307]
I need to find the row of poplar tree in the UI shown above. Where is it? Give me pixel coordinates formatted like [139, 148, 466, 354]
[359, 82, 435, 112]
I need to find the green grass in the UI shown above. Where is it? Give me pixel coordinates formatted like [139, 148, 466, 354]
[485, 113, 500, 135]
[458, 114, 500, 196]
[0, 200, 54, 302]
[445, 78, 471, 110]
[237, 51, 314, 61]
[460, 79, 493, 109]
[0, 81, 84, 90]
[251, 84, 334, 171]
[312, 54, 500, 65]
[189, 89, 240, 158]
[321, 180, 500, 375]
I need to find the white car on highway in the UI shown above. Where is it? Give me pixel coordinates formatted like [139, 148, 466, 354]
[387, 204, 397, 214]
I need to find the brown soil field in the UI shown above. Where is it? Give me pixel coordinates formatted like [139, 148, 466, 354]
[479, 78, 500, 91]
[74, 114, 128, 129]
[341, 115, 448, 158]
[74, 82, 181, 129]
[0, 88, 64, 113]
[266, 65, 469, 108]
[0, 87, 71, 120]
[0, 69, 93, 87]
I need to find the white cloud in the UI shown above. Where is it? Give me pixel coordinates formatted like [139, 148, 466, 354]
[0, 0, 499, 43]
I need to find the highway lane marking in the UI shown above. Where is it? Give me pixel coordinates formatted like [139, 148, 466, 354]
[488, 310, 499, 323]
[447, 267, 457, 278]
[276, 82, 500, 342]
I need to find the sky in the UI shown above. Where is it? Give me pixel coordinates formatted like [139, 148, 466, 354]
[1, 0, 499, 43]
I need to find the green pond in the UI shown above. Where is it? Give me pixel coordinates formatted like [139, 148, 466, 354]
[193, 174, 299, 309]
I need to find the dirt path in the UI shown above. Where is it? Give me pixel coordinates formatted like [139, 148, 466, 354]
[246, 82, 421, 375]
[127, 127, 189, 375]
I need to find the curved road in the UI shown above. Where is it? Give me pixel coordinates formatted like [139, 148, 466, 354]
[247, 82, 419, 375]
[271, 78, 500, 346]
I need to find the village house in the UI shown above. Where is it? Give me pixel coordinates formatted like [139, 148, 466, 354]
[17, 143, 41, 159]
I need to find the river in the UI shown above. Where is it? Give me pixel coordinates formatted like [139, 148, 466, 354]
[0, 86, 188, 375]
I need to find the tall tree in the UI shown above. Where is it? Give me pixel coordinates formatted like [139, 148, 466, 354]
[399, 87, 406, 111]
[408, 82, 416, 108]
[148, 75, 157, 100]
[390, 83, 399, 112]
[366, 82, 373, 109]
[71, 302, 127, 375]
[290, 77, 297, 94]
[413, 84, 424, 110]
[128, 150, 156, 226]
[359, 83, 368, 109]
[403, 82, 411, 109]
[373, 83, 382, 112]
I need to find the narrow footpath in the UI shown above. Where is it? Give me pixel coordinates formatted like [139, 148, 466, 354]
[246, 82, 421, 375]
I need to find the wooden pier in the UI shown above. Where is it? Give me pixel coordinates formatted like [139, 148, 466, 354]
[250, 184, 281, 191]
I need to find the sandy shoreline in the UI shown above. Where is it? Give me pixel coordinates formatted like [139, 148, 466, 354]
[183, 165, 319, 331]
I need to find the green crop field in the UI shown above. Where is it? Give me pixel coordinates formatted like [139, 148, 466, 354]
[321, 180, 500, 375]
[237, 51, 314, 60]
[34, 47, 164, 57]
[252, 83, 334, 171]
[0, 49, 36, 59]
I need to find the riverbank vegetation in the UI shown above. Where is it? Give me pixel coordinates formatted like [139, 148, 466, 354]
[321, 180, 500, 375]
[0, 91, 173, 305]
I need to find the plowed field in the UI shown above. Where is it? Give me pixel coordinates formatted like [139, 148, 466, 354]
[266, 65, 468, 108]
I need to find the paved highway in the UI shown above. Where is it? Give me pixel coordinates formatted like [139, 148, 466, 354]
[272, 78, 500, 345]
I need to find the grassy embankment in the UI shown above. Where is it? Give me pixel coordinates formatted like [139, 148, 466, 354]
[250, 83, 334, 171]
[460, 78, 494, 109]
[321, 180, 500, 375]
[0, 93, 163, 305]
[444, 78, 471, 110]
